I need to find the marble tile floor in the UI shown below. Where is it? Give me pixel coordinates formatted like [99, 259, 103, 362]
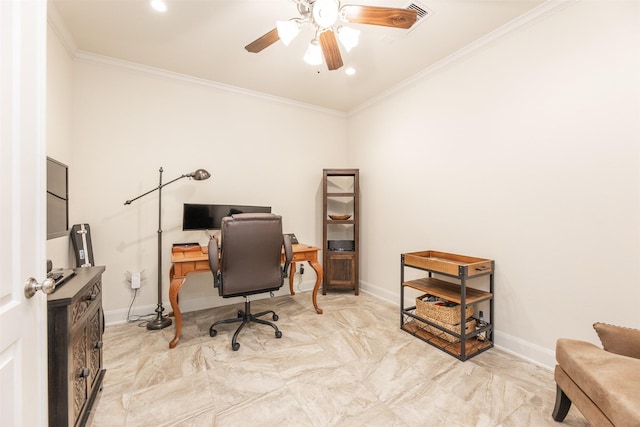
[89, 292, 589, 427]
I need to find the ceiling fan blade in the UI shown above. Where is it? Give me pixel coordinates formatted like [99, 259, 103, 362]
[342, 5, 417, 29]
[244, 28, 280, 53]
[320, 30, 343, 71]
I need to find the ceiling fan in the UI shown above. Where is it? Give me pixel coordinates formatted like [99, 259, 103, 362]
[245, 0, 418, 71]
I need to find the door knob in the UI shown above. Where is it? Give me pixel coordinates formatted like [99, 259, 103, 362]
[24, 277, 56, 299]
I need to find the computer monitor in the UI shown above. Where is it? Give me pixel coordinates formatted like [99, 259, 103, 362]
[182, 203, 271, 231]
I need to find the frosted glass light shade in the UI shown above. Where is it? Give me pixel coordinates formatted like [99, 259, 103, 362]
[304, 40, 323, 65]
[277, 20, 300, 46]
[337, 26, 360, 52]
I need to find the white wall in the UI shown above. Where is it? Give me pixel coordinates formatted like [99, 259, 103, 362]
[348, 0, 640, 366]
[46, 23, 74, 268]
[68, 59, 348, 320]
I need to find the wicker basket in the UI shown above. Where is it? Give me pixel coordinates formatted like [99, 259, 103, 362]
[417, 317, 477, 343]
[415, 294, 474, 325]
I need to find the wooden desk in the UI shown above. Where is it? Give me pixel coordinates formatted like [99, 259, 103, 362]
[168, 243, 323, 349]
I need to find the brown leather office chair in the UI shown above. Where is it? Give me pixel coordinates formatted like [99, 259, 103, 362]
[208, 213, 292, 351]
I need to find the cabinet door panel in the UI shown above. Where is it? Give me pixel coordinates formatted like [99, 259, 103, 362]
[326, 253, 356, 286]
[72, 325, 88, 422]
[88, 307, 102, 388]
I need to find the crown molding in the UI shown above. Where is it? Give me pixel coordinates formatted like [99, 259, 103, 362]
[47, 1, 77, 58]
[348, 0, 579, 117]
[73, 51, 346, 118]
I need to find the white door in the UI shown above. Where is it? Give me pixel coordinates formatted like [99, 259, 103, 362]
[0, 0, 49, 425]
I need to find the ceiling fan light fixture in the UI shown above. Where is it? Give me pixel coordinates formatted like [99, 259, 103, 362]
[337, 26, 360, 52]
[276, 20, 300, 46]
[304, 40, 323, 65]
[312, 0, 339, 28]
[245, 2, 418, 71]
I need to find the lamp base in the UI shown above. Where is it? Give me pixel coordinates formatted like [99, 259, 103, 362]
[146, 302, 172, 330]
[147, 315, 172, 330]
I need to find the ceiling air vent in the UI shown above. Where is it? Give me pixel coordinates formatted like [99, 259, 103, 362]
[404, 1, 434, 31]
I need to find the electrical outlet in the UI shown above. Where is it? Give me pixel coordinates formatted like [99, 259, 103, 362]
[131, 272, 141, 289]
[299, 265, 304, 275]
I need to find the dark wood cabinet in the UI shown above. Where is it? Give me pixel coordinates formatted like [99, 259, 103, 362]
[322, 169, 359, 294]
[48, 266, 106, 427]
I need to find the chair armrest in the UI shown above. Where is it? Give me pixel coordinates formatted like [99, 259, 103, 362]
[593, 322, 640, 359]
[208, 238, 220, 287]
[282, 234, 293, 277]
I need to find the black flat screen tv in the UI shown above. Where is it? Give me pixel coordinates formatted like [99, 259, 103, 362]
[182, 203, 271, 231]
[47, 157, 69, 239]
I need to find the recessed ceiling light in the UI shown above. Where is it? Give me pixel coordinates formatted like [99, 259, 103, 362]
[345, 67, 356, 76]
[150, 0, 167, 13]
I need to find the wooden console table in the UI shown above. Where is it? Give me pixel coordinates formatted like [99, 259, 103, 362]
[48, 266, 106, 427]
[168, 243, 323, 348]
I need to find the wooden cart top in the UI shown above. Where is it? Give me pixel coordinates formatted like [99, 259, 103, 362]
[403, 250, 494, 277]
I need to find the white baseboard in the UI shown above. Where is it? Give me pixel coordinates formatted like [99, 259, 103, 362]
[360, 279, 556, 369]
[104, 304, 158, 326]
[104, 279, 317, 325]
[359, 279, 400, 306]
[494, 330, 555, 370]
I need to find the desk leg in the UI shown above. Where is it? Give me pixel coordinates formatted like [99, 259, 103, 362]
[168, 276, 186, 349]
[308, 260, 323, 314]
[289, 262, 296, 295]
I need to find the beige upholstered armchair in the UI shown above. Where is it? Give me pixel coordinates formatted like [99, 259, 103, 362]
[553, 323, 640, 426]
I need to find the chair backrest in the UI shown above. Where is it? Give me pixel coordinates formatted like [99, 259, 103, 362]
[217, 213, 285, 298]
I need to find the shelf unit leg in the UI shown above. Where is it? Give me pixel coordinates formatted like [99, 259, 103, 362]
[400, 254, 405, 328]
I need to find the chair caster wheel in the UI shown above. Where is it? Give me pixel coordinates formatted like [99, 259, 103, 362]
[273, 314, 279, 321]
[237, 310, 244, 318]
[209, 328, 217, 337]
[275, 330, 282, 339]
[232, 342, 240, 351]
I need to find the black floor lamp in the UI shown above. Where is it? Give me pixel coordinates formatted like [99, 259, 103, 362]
[125, 167, 211, 330]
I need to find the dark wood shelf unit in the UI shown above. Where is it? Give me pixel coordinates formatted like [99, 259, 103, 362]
[48, 266, 106, 427]
[400, 251, 494, 361]
[322, 169, 359, 295]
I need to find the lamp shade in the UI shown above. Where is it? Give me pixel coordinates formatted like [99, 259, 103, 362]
[190, 169, 211, 180]
[337, 26, 360, 52]
[277, 20, 300, 46]
[304, 40, 323, 65]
